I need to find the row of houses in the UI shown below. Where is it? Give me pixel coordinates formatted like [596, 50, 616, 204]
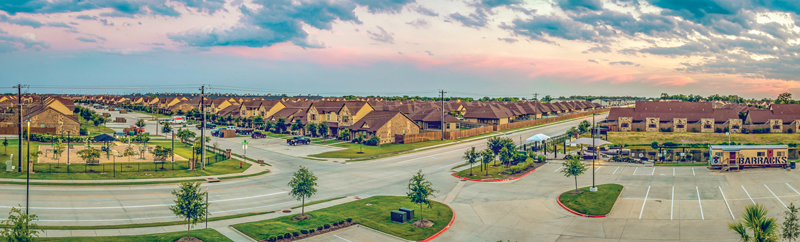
[0, 96, 79, 135]
[605, 101, 800, 133]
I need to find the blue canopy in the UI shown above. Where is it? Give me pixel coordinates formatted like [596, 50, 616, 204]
[93, 134, 116, 142]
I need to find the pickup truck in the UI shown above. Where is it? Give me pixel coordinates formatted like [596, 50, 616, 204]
[287, 136, 310, 145]
[196, 123, 216, 129]
[251, 131, 266, 139]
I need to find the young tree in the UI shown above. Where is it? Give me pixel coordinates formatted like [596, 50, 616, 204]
[729, 203, 780, 242]
[123, 146, 136, 163]
[2, 137, 8, 155]
[151, 146, 173, 162]
[463, 147, 479, 176]
[275, 117, 287, 133]
[784, 203, 800, 242]
[487, 136, 511, 156]
[162, 122, 172, 134]
[288, 166, 318, 219]
[290, 119, 304, 135]
[135, 119, 146, 128]
[499, 146, 514, 168]
[77, 147, 101, 163]
[318, 122, 329, 138]
[561, 156, 587, 192]
[177, 129, 196, 146]
[481, 148, 494, 176]
[407, 170, 437, 228]
[306, 122, 318, 137]
[338, 128, 351, 140]
[53, 139, 66, 166]
[169, 182, 209, 240]
[578, 120, 591, 134]
[0, 206, 42, 241]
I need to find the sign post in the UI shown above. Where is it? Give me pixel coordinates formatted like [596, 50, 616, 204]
[241, 140, 248, 169]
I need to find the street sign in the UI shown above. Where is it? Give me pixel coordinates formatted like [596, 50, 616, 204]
[40, 124, 45, 128]
[242, 140, 248, 150]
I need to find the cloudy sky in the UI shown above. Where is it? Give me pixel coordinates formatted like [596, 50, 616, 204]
[1, 0, 800, 99]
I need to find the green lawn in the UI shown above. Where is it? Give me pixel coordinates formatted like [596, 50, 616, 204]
[39, 228, 232, 242]
[291, 197, 346, 209]
[454, 163, 511, 180]
[310, 140, 453, 159]
[264, 132, 293, 139]
[79, 117, 114, 136]
[313, 139, 342, 145]
[607, 132, 800, 145]
[233, 196, 453, 241]
[559, 184, 624, 215]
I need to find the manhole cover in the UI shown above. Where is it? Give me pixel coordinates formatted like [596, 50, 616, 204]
[283, 210, 292, 213]
[365, 203, 372, 206]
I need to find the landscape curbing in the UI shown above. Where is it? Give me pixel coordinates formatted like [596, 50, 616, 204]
[417, 202, 456, 242]
[556, 185, 625, 218]
[451, 168, 536, 182]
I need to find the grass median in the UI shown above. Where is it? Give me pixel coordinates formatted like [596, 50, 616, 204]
[232, 196, 453, 241]
[39, 228, 231, 242]
[559, 184, 623, 216]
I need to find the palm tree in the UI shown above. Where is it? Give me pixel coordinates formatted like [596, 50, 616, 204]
[729, 203, 780, 242]
[462, 147, 478, 176]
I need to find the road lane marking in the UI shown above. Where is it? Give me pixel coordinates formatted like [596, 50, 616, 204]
[633, 167, 638, 175]
[554, 166, 564, 172]
[765, 184, 788, 210]
[30, 201, 297, 222]
[692, 168, 695, 176]
[671, 186, 674, 220]
[742, 185, 755, 204]
[787, 183, 800, 195]
[639, 186, 650, 220]
[612, 167, 619, 175]
[697, 186, 704, 220]
[334, 235, 352, 242]
[720, 186, 734, 220]
[673, 168, 675, 176]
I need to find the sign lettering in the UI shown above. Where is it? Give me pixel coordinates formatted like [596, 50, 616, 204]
[737, 156, 788, 166]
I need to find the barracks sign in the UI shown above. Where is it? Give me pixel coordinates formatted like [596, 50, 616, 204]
[737, 156, 788, 165]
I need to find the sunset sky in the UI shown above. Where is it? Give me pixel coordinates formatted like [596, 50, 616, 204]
[1, 0, 800, 99]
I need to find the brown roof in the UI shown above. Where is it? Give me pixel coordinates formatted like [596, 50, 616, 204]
[463, 104, 514, 119]
[349, 111, 417, 132]
[408, 107, 460, 123]
[608, 101, 739, 122]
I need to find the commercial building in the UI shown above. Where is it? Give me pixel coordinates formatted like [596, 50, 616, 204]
[709, 145, 790, 170]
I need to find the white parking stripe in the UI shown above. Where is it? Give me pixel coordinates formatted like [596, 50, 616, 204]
[671, 186, 674, 220]
[720, 186, 735, 220]
[697, 186, 704, 220]
[334, 235, 352, 242]
[650, 167, 655, 175]
[633, 167, 638, 175]
[639, 186, 650, 220]
[673, 168, 675, 176]
[612, 167, 619, 175]
[787, 183, 800, 195]
[595, 166, 602, 173]
[765, 184, 788, 210]
[554, 166, 564, 172]
[742, 185, 755, 204]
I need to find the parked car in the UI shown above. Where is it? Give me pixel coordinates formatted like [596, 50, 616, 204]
[287, 136, 310, 145]
[211, 128, 222, 137]
[196, 123, 216, 129]
[251, 131, 266, 139]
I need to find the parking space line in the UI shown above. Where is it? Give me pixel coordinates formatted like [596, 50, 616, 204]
[765, 184, 788, 210]
[650, 167, 655, 175]
[742, 185, 755, 204]
[671, 186, 674, 220]
[612, 167, 619, 175]
[633, 167, 638, 175]
[554, 166, 564, 172]
[697, 186, 704, 220]
[673, 168, 675, 176]
[334, 235, 352, 242]
[787, 183, 800, 195]
[639, 186, 650, 219]
[595, 166, 602, 173]
[720, 186, 735, 220]
[692, 168, 695, 176]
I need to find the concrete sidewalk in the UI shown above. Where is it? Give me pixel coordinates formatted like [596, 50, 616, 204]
[40, 196, 362, 241]
[0, 155, 271, 184]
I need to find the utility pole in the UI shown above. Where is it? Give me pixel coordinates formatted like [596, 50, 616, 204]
[200, 85, 205, 170]
[440, 90, 446, 140]
[13, 84, 26, 173]
[532, 93, 539, 120]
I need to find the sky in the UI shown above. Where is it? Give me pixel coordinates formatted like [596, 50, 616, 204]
[1, 0, 800, 99]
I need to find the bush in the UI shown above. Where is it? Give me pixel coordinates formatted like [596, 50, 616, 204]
[346, 218, 353, 222]
[309, 229, 315, 233]
[789, 128, 794, 133]
[277, 235, 283, 240]
[340, 220, 345, 225]
[317, 226, 324, 231]
[692, 127, 697, 132]
[365, 136, 380, 146]
[284, 233, 291, 238]
[324, 224, 331, 229]
[508, 166, 522, 174]
[636, 128, 641, 131]
[301, 230, 308, 234]
[268, 236, 277, 242]
[292, 232, 299, 237]
[715, 127, 722, 133]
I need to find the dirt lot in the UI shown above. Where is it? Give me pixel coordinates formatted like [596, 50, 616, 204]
[36, 143, 186, 164]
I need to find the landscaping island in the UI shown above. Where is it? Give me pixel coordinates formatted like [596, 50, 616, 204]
[453, 160, 545, 181]
[232, 196, 454, 241]
[558, 184, 624, 217]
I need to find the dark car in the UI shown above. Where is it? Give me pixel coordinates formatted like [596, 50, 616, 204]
[196, 123, 216, 129]
[286, 136, 310, 145]
[251, 131, 266, 139]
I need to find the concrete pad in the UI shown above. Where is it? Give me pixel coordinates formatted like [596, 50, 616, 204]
[607, 197, 636, 219]
[620, 219, 680, 240]
[700, 200, 732, 221]
[44, 230, 72, 238]
[679, 219, 741, 241]
[560, 218, 627, 239]
[633, 167, 655, 176]
[70, 230, 96, 237]
[93, 229, 123, 237]
[301, 226, 404, 242]
[674, 167, 694, 176]
[676, 200, 703, 220]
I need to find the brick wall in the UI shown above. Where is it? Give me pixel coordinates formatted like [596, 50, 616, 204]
[374, 113, 420, 144]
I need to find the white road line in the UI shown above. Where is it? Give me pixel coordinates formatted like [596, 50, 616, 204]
[439, 162, 465, 169]
[595, 166, 602, 173]
[639, 186, 650, 220]
[765, 184, 789, 210]
[742, 185, 755, 204]
[697, 186, 704, 220]
[787, 183, 800, 195]
[633, 167, 638, 175]
[692, 168, 695, 176]
[334, 235, 352, 242]
[612, 167, 619, 175]
[650, 167, 655, 176]
[673, 168, 675, 176]
[554, 166, 564, 172]
[671, 186, 674, 220]
[720, 186, 735, 220]
[31, 201, 297, 222]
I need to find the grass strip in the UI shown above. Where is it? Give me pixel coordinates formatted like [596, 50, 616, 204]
[3, 211, 275, 230]
[291, 197, 346, 209]
[219, 170, 270, 180]
[39, 228, 232, 242]
[558, 184, 623, 215]
[233, 196, 453, 241]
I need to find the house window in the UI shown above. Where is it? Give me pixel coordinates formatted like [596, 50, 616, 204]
[732, 125, 739, 129]
[777, 151, 784, 156]
[676, 125, 684, 128]
[773, 125, 781, 129]
[343, 116, 349, 123]
[704, 124, 712, 129]
[621, 123, 629, 128]
[648, 124, 656, 128]
[447, 123, 451, 129]
[311, 114, 316, 121]
[757, 152, 765, 157]
[327, 114, 330, 121]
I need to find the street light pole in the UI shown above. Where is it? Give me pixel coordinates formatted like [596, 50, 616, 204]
[26, 120, 30, 214]
[590, 113, 597, 192]
[67, 131, 70, 173]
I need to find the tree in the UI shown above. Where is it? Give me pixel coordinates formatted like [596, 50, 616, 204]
[77, 147, 101, 163]
[481, 148, 494, 176]
[290, 119, 304, 135]
[177, 129, 196, 146]
[566, 127, 578, 139]
[318, 122, 329, 138]
[499, 146, 514, 168]
[53, 139, 65, 165]
[777, 92, 793, 104]
[169, 182, 209, 240]
[784, 203, 800, 242]
[561, 156, 587, 192]
[578, 120, 591, 134]
[0, 206, 42, 242]
[338, 128, 351, 140]
[2, 137, 7, 155]
[407, 170, 437, 228]
[135, 119, 146, 128]
[487, 137, 513, 156]
[650, 141, 659, 150]
[123, 146, 136, 163]
[306, 122, 318, 137]
[463, 147, 479, 176]
[288, 166, 318, 219]
[275, 117, 287, 133]
[253, 116, 264, 129]
[729, 203, 780, 242]
[162, 122, 172, 134]
[265, 120, 275, 133]
[151, 146, 173, 162]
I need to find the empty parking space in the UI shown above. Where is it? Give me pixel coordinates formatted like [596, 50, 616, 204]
[639, 186, 672, 220]
[633, 167, 655, 175]
[673, 167, 695, 176]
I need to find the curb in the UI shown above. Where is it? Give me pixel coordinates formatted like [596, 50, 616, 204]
[556, 193, 605, 218]
[417, 202, 456, 242]
[451, 168, 536, 182]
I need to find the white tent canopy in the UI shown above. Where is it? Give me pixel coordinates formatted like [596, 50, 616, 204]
[526, 133, 550, 142]
[568, 137, 612, 146]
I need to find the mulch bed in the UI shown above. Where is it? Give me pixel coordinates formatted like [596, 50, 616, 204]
[175, 237, 202, 242]
[258, 221, 358, 242]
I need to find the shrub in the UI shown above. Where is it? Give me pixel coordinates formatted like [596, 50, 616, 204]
[508, 166, 521, 174]
[340, 220, 345, 225]
[636, 128, 641, 131]
[277, 235, 283, 240]
[366, 136, 380, 146]
[317, 226, 324, 231]
[309, 229, 315, 233]
[536, 155, 546, 163]
[284, 233, 291, 238]
[324, 224, 331, 229]
[301, 230, 308, 234]
[268, 236, 276, 242]
[292, 232, 299, 237]
[789, 128, 794, 133]
[346, 218, 353, 222]
[692, 127, 697, 132]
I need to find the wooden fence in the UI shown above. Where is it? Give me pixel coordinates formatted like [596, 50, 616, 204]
[0, 127, 57, 135]
[443, 126, 494, 140]
[395, 132, 440, 144]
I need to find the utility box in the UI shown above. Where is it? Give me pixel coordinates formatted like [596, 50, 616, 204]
[391, 210, 407, 223]
[102, 113, 110, 117]
[222, 130, 236, 138]
[5, 157, 13, 172]
[399, 207, 414, 221]
[115, 117, 126, 123]
[120, 110, 128, 114]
